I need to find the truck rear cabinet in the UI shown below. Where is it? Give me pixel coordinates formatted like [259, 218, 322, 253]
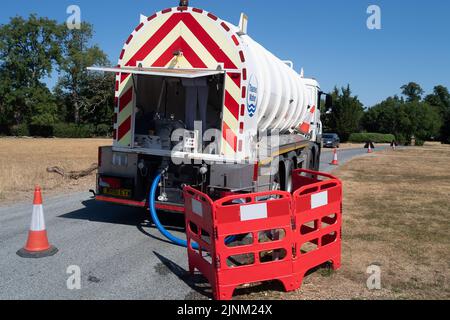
[133, 72, 225, 149]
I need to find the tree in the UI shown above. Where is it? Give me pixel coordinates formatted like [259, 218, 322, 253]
[425, 85, 450, 113]
[0, 15, 64, 130]
[425, 85, 450, 143]
[401, 82, 424, 102]
[362, 95, 442, 144]
[324, 85, 364, 141]
[55, 22, 113, 125]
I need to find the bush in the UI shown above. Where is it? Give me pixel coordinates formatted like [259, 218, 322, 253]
[349, 133, 396, 143]
[414, 139, 425, 146]
[53, 123, 94, 138]
[7, 122, 108, 138]
[10, 124, 30, 136]
[94, 124, 112, 137]
[29, 124, 54, 137]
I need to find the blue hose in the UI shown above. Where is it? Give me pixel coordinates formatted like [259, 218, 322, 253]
[149, 172, 198, 249]
[149, 172, 235, 249]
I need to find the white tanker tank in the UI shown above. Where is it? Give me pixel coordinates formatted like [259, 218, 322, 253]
[226, 17, 315, 134]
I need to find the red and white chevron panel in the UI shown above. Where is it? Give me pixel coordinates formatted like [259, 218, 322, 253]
[114, 7, 246, 156]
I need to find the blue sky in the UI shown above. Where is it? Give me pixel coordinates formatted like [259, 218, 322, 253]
[1, 0, 449, 107]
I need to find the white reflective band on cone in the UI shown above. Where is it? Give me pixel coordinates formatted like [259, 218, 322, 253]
[30, 205, 46, 231]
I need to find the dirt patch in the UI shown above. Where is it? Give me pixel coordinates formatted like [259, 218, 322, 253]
[0, 138, 111, 204]
[242, 143, 450, 300]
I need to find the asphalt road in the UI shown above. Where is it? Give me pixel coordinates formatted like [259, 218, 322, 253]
[0, 146, 383, 300]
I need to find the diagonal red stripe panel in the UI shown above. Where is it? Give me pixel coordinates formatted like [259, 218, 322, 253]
[222, 122, 237, 152]
[120, 73, 130, 83]
[152, 37, 208, 68]
[124, 14, 184, 67]
[181, 14, 237, 69]
[224, 90, 240, 120]
[124, 13, 238, 70]
[119, 87, 133, 112]
[118, 116, 132, 141]
[227, 72, 241, 88]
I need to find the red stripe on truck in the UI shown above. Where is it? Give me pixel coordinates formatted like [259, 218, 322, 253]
[151, 36, 207, 68]
[222, 122, 237, 151]
[124, 13, 238, 69]
[117, 116, 132, 140]
[224, 91, 240, 120]
[119, 88, 133, 112]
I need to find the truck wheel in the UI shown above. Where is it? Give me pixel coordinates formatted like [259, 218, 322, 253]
[304, 149, 315, 171]
[273, 159, 293, 193]
[314, 148, 321, 171]
[281, 160, 293, 193]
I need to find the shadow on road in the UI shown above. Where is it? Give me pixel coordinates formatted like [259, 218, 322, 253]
[153, 251, 213, 300]
[153, 251, 293, 300]
[59, 198, 187, 244]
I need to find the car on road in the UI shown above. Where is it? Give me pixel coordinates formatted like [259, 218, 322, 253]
[322, 133, 341, 148]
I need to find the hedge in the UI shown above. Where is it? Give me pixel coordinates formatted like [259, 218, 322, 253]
[9, 124, 30, 137]
[7, 123, 112, 138]
[52, 123, 94, 138]
[348, 133, 396, 143]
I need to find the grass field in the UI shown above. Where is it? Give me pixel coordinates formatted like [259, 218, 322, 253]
[0, 139, 372, 204]
[242, 143, 450, 300]
[1, 138, 449, 299]
[0, 138, 111, 204]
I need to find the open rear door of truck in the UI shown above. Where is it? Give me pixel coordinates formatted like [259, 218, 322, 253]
[87, 66, 225, 78]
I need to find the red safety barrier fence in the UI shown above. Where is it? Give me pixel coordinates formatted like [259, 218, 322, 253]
[184, 169, 342, 300]
[291, 169, 342, 284]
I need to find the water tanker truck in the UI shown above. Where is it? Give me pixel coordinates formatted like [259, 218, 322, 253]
[90, 2, 333, 213]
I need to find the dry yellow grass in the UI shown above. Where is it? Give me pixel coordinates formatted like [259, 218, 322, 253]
[0, 138, 112, 204]
[1, 138, 449, 299]
[241, 143, 450, 300]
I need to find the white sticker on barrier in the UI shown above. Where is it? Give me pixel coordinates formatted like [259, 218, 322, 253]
[240, 203, 268, 221]
[192, 199, 203, 217]
[311, 191, 329, 209]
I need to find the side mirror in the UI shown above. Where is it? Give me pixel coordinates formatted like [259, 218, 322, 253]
[325, 94, 333, 109]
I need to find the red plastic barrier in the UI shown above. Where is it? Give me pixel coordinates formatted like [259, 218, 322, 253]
[214, 191, 297, 300]
[184, 186, 218, 296]
[292, 169, 342, 285]
[183, 169, 343, 300]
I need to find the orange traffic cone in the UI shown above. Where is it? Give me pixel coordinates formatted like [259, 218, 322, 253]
[330, 148, 339, 166]
[17, 186, 58, 258]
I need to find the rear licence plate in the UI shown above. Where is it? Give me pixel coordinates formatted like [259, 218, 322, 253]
[103, 188, 132, 198]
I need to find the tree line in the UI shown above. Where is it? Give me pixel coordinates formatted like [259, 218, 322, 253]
[0, 15, 114, 137]
[1, 15, 449, 144]
[323, 82, 450, 145]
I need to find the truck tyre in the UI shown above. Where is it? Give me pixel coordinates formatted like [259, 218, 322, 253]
[314, 148, 321, 171]
[272, 159, 293, 192]
[304, 149, 315, 171]
[281, 160, 293, 193]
